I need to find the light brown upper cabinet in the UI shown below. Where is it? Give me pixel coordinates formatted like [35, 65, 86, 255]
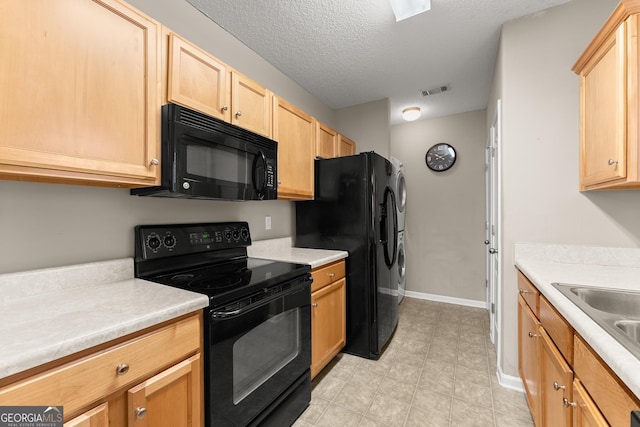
[316, 122, 338, 159]
[230, 71, 272, 138]
[573, 3, 640, 190]
[166, 32, 229, 123]
[338, 134, 356, 157]
[273, 97, 315, 200]
[0, 0, 161, 187]
[166, 33, 272, 138]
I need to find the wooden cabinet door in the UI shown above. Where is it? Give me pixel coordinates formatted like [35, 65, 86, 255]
[540, 329, 573, 427]
[273, 96, 315, 200]
[0, 0, 161, 187]
[579, 20, 627, 189]
[127, 354, 202, 427]
[65, 402, 109, 427]
[316, 122, 337, 159]
[311, 278, 346, 378]
[230, 71, 272, 137]
[167, 33, 229, 122]
[518, 295, 541, 426]
[572, 379, 608, 427]
[337, 134, 356, 157]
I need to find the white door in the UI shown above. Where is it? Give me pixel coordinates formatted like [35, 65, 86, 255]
[485, 100, 502, 348]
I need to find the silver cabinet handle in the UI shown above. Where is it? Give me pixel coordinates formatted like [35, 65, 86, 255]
[328, 273, 335, 278]
[563, 398, 576, 408]
[489, 248, 498, 254]
[150, 158, 159, 166]
[116, 364, 129, 376]
[135, 407, 147, 419]
[312, 303, 318, 308]
[519, 289, 530, 295]
[484, 240, 490, 245]
[553, 381, 566, 391]
[235, 111, 242, 117]
[528, 332, 538, 338]
[608, 159, 618, 166]
[221, 105, 228, 111]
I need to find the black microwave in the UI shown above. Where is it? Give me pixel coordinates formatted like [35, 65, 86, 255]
[131, 103, 277, 201]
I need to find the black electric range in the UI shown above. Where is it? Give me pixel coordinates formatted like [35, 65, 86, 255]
[134, 222, 312, 427]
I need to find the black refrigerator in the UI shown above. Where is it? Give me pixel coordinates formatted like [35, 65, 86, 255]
[295, 152, 399, 360]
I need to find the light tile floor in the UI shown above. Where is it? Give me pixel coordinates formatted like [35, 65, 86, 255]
[294, 297, 534, 427]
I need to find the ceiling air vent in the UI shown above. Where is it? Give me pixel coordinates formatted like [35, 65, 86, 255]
[420, 85, 450, 96]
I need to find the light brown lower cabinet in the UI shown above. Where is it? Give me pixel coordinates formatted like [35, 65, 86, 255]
[517, 270, 640, 426]
[0, 313, 203, 427]
[311, 260, 346, 378]
[571, 379, 608, 427]
[540, 328, 573, 427]
[518, 295, 541, 426]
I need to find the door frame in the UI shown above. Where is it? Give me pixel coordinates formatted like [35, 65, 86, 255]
[485, 99, 502, 360]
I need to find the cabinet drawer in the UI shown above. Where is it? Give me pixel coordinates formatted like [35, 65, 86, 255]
[0, 314, 201, 418]
[517, 271, 540, 316]
[540, 296, 573, 364]
[311, 260, 345, 292]
[574, 335, 640, 427]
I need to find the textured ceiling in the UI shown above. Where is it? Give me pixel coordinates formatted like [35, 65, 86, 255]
[186, 0, 572, 124]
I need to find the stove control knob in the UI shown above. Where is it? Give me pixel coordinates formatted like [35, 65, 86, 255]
[232, 230, 240, 240]
[224, 230, 232, 241]
[241, 227, 250, 241]
[164, 234, 176, 249]
[147, 235, 161, 250]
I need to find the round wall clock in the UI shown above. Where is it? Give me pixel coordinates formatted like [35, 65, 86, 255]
[425, 143, 457, 172]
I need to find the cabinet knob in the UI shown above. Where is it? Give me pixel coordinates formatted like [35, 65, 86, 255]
[116, 363, 129, 376]
[135, 407, 147, 419]
[221, 105, 228, 111]
[489, 248, 498, 254]
[518, 289, 530, 295]
[553, 381, 566, 391]
[563, 398, 576, 408]
[150, 158, 159, 166]
[484, 240, 490, 245]
[328, 273, 335, 278]
[608, 159, 618, 166]
[277, 180, 282, 185]
[312, 303, 318, 308]
[235, 111, 242, 117]
[528, 332, 538, 338]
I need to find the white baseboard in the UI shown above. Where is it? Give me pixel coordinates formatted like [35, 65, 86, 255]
[495, 365, 525, 392]
[404, 290, 486, 309]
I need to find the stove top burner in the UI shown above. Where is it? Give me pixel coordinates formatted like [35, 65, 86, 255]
[187, 269, 251, 290]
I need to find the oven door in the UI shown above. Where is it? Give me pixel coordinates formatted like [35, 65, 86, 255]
[205, 278, 311, 426]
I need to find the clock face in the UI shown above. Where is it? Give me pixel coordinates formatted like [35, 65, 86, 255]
[425, 143, 456, 172]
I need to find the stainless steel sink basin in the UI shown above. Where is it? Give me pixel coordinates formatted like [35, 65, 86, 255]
[553, 283, 640, 360]
[616, 320, 640, 341]
[569, 287, 640, 318]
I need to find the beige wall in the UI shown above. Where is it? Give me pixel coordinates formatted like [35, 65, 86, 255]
[391, 110, 487, 303]
[489, 0, 640, 380]
[0, 0, 336, 274]
[335, 99, 391, 157]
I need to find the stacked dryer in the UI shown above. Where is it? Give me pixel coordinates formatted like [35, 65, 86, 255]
[390, 157, 406, 303]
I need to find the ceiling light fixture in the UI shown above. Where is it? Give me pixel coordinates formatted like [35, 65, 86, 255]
[389, 0, 431, 22]
[402, 107, 421, 121]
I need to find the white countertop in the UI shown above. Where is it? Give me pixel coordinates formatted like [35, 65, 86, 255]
[248, 237, 348, 269]
[0, 258, 209, 380]
[514, 243, 640, 399]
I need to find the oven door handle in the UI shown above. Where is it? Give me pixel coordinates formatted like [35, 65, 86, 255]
[210, 283, 309, 320]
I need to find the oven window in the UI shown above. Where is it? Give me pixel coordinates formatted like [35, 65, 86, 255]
[233, 308, 301, 404]
[186, 143, 250, 184]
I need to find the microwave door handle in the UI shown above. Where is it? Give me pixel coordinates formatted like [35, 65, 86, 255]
[252, 150, 267, 198]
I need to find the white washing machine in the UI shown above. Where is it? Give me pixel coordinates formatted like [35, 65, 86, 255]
[391, 157, 406, 231]
[397, 230, 406, 303]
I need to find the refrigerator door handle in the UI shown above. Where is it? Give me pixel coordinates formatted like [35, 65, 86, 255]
[381, 187, 398, 268]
